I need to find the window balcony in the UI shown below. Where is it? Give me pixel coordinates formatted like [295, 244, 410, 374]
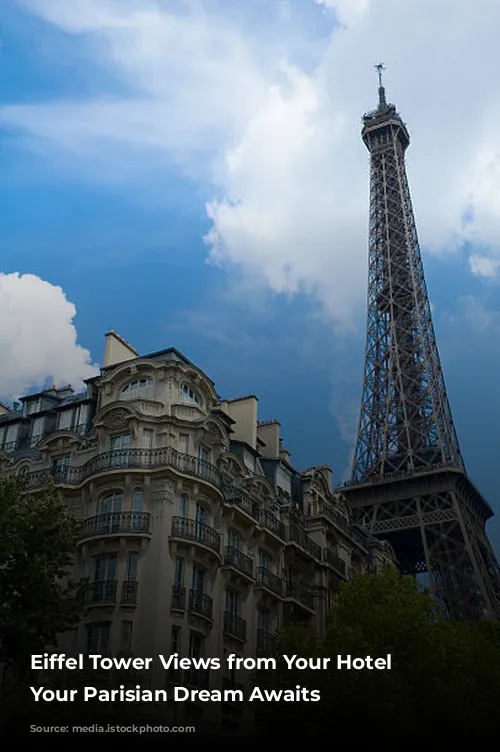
[286, 524, 322, 560]
[85, 580, 117, 606]
[170, 517, 221, 556]
[225, 491, 285, 539]
[188, 589, 213, 621]
[171, 584, 186, 611]
[259, 510, 286, 540]
[284, 582, 315, 612]
[223, 611, 247, 642]
[223, 546, 254, 579]
[256, 566, 283, 598]
[185, 668, 209, 689]
[256, 629, 274, 652]
[121, 580, 138, 606]
[322, 548, 347, 578]
[79, 512, 151, 543]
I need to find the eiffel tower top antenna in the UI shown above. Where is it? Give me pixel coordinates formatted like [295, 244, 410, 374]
[374, 62, 387, 107]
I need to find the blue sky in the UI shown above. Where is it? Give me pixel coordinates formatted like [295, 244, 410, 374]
[1, 0, 500, 552]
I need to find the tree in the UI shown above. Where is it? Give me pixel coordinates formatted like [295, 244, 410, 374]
[254, 567, 500, 743]
[0, 476, 84, 675]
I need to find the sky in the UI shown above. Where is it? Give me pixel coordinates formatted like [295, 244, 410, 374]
[1, 0, 500, 552]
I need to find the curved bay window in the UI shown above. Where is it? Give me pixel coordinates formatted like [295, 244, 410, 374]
[121, 378, 154, 401]
[180, 383, 200, 405]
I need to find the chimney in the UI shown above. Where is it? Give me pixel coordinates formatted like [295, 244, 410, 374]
[220, 395, 258, 450]
[103, 330, 138, 368]
[257, 420, 280, 458]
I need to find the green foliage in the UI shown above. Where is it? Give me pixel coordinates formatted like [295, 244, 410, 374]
[0, 476, 84, 673]
[254, 566, 500, 742]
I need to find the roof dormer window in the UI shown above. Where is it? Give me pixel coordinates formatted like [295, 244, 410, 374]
[25, 399, 41, 416]
[181, 383, 200, 405]
[121, 378, 154, 401]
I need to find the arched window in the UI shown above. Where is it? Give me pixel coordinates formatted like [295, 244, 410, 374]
[98, 491, 123, 533]
[180, 383, 200, 405]
[121, 378, 154, 401]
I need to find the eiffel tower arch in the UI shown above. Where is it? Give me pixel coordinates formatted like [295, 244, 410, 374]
[342, 68, 500, 620]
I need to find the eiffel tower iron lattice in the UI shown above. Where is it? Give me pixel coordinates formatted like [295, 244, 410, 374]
[343, 68, 500, 620]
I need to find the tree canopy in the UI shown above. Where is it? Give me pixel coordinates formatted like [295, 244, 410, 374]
[0, 475, 84, 674]
[254, 566, 500, 743]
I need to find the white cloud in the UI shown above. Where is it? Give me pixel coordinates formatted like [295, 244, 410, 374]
[3, 0, 500, 328]
[0, 273, 99, 398]
[469, 255, 500, 279]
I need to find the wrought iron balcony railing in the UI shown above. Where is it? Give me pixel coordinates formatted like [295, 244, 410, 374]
[171, 517, 221, 554]
[121, 580, 138, 605]
[323, 547, 347, 576]
[188, 589, 213, 620]
[85, 579, 117, 605]
[225, 490, 285, 538]
[80, 511, 151, 540]
[256, 566, 283, 597]
[287, 524, 322, 560]
[285, 582, 315, 610]
[223, 611, 247, 641]
[171, 584, 186, 610]
[256, 629, 273, 651]
[21, 447, 221, 489]
[223, 546, 254, 577]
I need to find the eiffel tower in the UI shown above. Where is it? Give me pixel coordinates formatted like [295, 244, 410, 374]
[343, 65, 500, 620]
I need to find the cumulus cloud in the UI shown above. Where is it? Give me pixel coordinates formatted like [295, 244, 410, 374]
[2, 0, 500, 327]
[0, 273, 99, 398]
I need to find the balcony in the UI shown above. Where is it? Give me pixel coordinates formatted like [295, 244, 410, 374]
[225, 490, 285, 539]
[170, 517, 221, 556]
[223, 546, 254, 579]
[188, 589, 213, 621]
[22, 447, 221, 490]
[285, 582, 315, 612]
[185, 668, 210, 689]
[256, 567, 283, 598]
[79, 512, 151, 543]
[85, 580, 117, 606]
[323, 548, 347, 578]
[121, 580, 138, 605]
[286, 524, 321, 560]
[171, 584, 186, 611]
[223, 611, 247, 642]
[256, 629, 274, 652]
[306, 501, 368, 550]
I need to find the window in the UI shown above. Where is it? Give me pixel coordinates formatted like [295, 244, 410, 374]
[98, 492, 123, 532]
[30, 416, 45, 446]
[125, 552, 138, 582]
[0, 426, 5, 449]
[86, 623, 110, 653]
[109, 434, 131, 467]
[26, 399, 41, 416]
[53, 455, 71, 482]
[195, 502, 206, 530]
[4, 424, 19, 451]
[120, 621, 133, 654]
[121, 378, 154, 401]
[188, 632, 203, 658]
[171, 626, 181, 653]
[225, 588, 239, 615]
[179, 493, 188, 518]
[131, 489, 143, 530]
[94, 554, 117, 582]
[58, 410, 73, 430]
[192, 566, 205, 593]
[259, 549, 272, 572]
[228, 529, 241, 551]
[179, 433, 189, 455]
[174, 557, 184, 586]
[180, 383, 200, 405]
[257, 607, 270, 632]
[143, 429, 154, 449]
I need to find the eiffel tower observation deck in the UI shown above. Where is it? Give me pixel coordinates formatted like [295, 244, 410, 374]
[343, 65, 500, 620]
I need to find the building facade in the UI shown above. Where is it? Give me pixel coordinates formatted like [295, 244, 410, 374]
[0, 331, 394, 729]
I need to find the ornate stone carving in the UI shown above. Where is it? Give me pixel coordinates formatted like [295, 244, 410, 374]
[104, 408, 130, 429]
